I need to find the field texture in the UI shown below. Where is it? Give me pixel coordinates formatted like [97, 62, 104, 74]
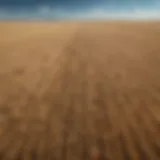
[0, 21, 160, 160]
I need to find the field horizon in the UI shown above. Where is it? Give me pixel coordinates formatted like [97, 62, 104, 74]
[0, 21, 160, 159]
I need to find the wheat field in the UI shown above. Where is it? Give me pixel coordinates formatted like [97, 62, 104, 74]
[0, 21, 160, 160]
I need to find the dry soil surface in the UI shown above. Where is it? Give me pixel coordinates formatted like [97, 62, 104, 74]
[0, 21, 160, 160]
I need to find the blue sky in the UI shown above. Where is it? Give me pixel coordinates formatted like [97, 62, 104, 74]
[0, 0, 160, 20]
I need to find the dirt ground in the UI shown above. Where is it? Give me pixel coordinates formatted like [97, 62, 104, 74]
[0, 21, 160, 160]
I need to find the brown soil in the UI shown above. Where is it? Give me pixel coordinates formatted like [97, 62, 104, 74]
[0, 21, 160, 160]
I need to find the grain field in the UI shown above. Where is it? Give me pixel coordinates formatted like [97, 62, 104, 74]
[0, 21, 160, 160]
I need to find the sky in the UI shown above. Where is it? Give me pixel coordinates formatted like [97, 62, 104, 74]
[0, 0, 160, 20]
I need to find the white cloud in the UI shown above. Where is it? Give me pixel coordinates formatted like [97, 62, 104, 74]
[68, 9, 160, 20]
[0, 6, 160, 20]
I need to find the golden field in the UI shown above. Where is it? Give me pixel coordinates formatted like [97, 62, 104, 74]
[0, 21, 160, 159]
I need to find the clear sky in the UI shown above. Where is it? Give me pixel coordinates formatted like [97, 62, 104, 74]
[0, 0, 160, 20]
